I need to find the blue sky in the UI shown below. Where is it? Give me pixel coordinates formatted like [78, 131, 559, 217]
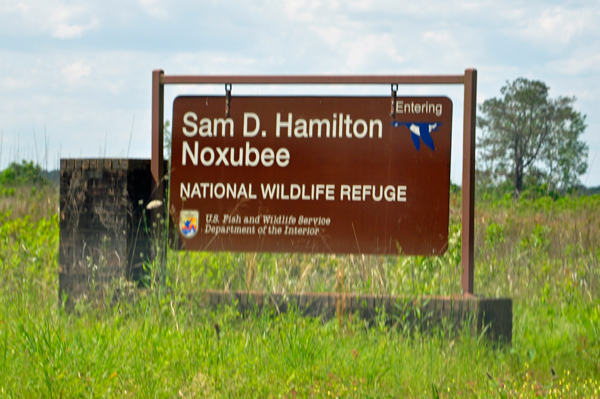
[1, 0, 599, 186]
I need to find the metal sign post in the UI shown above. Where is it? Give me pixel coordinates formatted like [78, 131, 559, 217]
[461, 70, 477, 295]
[151, 70, 477, 294]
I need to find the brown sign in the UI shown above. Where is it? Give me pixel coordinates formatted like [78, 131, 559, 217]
[169, 95, 453, 255]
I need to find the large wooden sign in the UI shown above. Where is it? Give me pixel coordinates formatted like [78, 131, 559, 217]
[169, 95, 452, 255]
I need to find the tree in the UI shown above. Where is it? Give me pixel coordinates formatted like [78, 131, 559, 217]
[0, 160, 48, 186]
[477, 78, 588, 197]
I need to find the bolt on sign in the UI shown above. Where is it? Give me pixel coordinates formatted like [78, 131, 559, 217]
[169, 95, 453, 255]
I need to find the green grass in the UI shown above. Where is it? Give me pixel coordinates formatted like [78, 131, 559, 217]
[1, 187, 600, 398]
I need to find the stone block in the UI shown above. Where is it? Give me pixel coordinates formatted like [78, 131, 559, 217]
[196, 291, 513, 343]
[59, 158, 154, 307]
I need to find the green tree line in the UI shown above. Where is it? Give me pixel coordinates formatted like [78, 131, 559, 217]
[0, 160, 50, 186]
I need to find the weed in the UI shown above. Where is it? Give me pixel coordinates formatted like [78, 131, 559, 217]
[1, 181, 600, 396]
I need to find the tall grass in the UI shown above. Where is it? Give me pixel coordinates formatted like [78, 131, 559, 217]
[1, 182, 599, 397]
[0, 184, 58, 221]
[168, 195, 599, 303]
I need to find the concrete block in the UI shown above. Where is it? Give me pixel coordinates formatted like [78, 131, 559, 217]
[196, 290, 513, 344]
[59, 158, 153, 307]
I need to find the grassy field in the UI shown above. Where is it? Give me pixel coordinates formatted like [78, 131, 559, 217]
[1, 183, 599, 398]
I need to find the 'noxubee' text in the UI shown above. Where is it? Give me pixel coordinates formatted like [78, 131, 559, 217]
[180, 182, 407, 202]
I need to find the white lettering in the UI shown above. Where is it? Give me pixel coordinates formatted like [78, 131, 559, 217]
[245, 141, 260, 167]
[261, 147, 275, 167]
[344, 114, 353, 138]
[370, 119, 382, 138]
[276, 113, 292, 137]
[397, 185, 407, 202]
[216, 147, 230, 166]
[183, 112, 198, 137]
[213, 118, 234, 137]
[353, 119, 368, 139]
[261, 184, 278, 199]
[200, 147, 215, 166]
[294, 119, 308, 138]
[397, 101, 443, 117]
[340, 185, 351, 200]
[276, 148, 290, 167]
[199, 118, 212, 137]
[243, 113, 260, 137]
[180, 182, 190, 198]
[384, 185, 395, 201]
[214, 183, 225, 199]
[191, 183, 201, 198]
[182, 141, 198, 166]
[309, 119, 331, 138]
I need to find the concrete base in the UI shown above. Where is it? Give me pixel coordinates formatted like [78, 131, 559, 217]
[195, 291, 513, 343]
[57, 159, 512, 343]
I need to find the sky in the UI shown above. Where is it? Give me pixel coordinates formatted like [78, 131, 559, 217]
[1, 0, 599, 187]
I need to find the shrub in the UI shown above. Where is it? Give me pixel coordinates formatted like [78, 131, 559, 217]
[0, 160, 49, 186]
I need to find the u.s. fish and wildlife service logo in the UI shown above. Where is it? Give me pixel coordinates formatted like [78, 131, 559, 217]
[179, 210, 199, 239]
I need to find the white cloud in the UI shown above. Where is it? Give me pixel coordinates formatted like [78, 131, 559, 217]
[54, 24, 84, 39]
[519, 6, 599, 47]
[282, 0, 326, 22]
[423, 31, 450, 42]
[313, 26, 344, 47]
[49, 10, 99, 39]
[347, 0, 372, 11]
[137, 0, 169, 18]
[0, 0, 100, 38]
[341, 33, 405, 69]
[8, 2, 30, 12]
[549, 52, 600, 76]
[0, 76, 33, 91]
[62, 61, 91, 82]
[1, 0, 600, 185]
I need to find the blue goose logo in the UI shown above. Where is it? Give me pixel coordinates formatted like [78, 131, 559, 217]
[391, 122, 442, 151]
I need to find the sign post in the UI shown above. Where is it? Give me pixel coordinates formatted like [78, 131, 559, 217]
[461, 70, 477, 295]
[151, 71, 477, 293]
